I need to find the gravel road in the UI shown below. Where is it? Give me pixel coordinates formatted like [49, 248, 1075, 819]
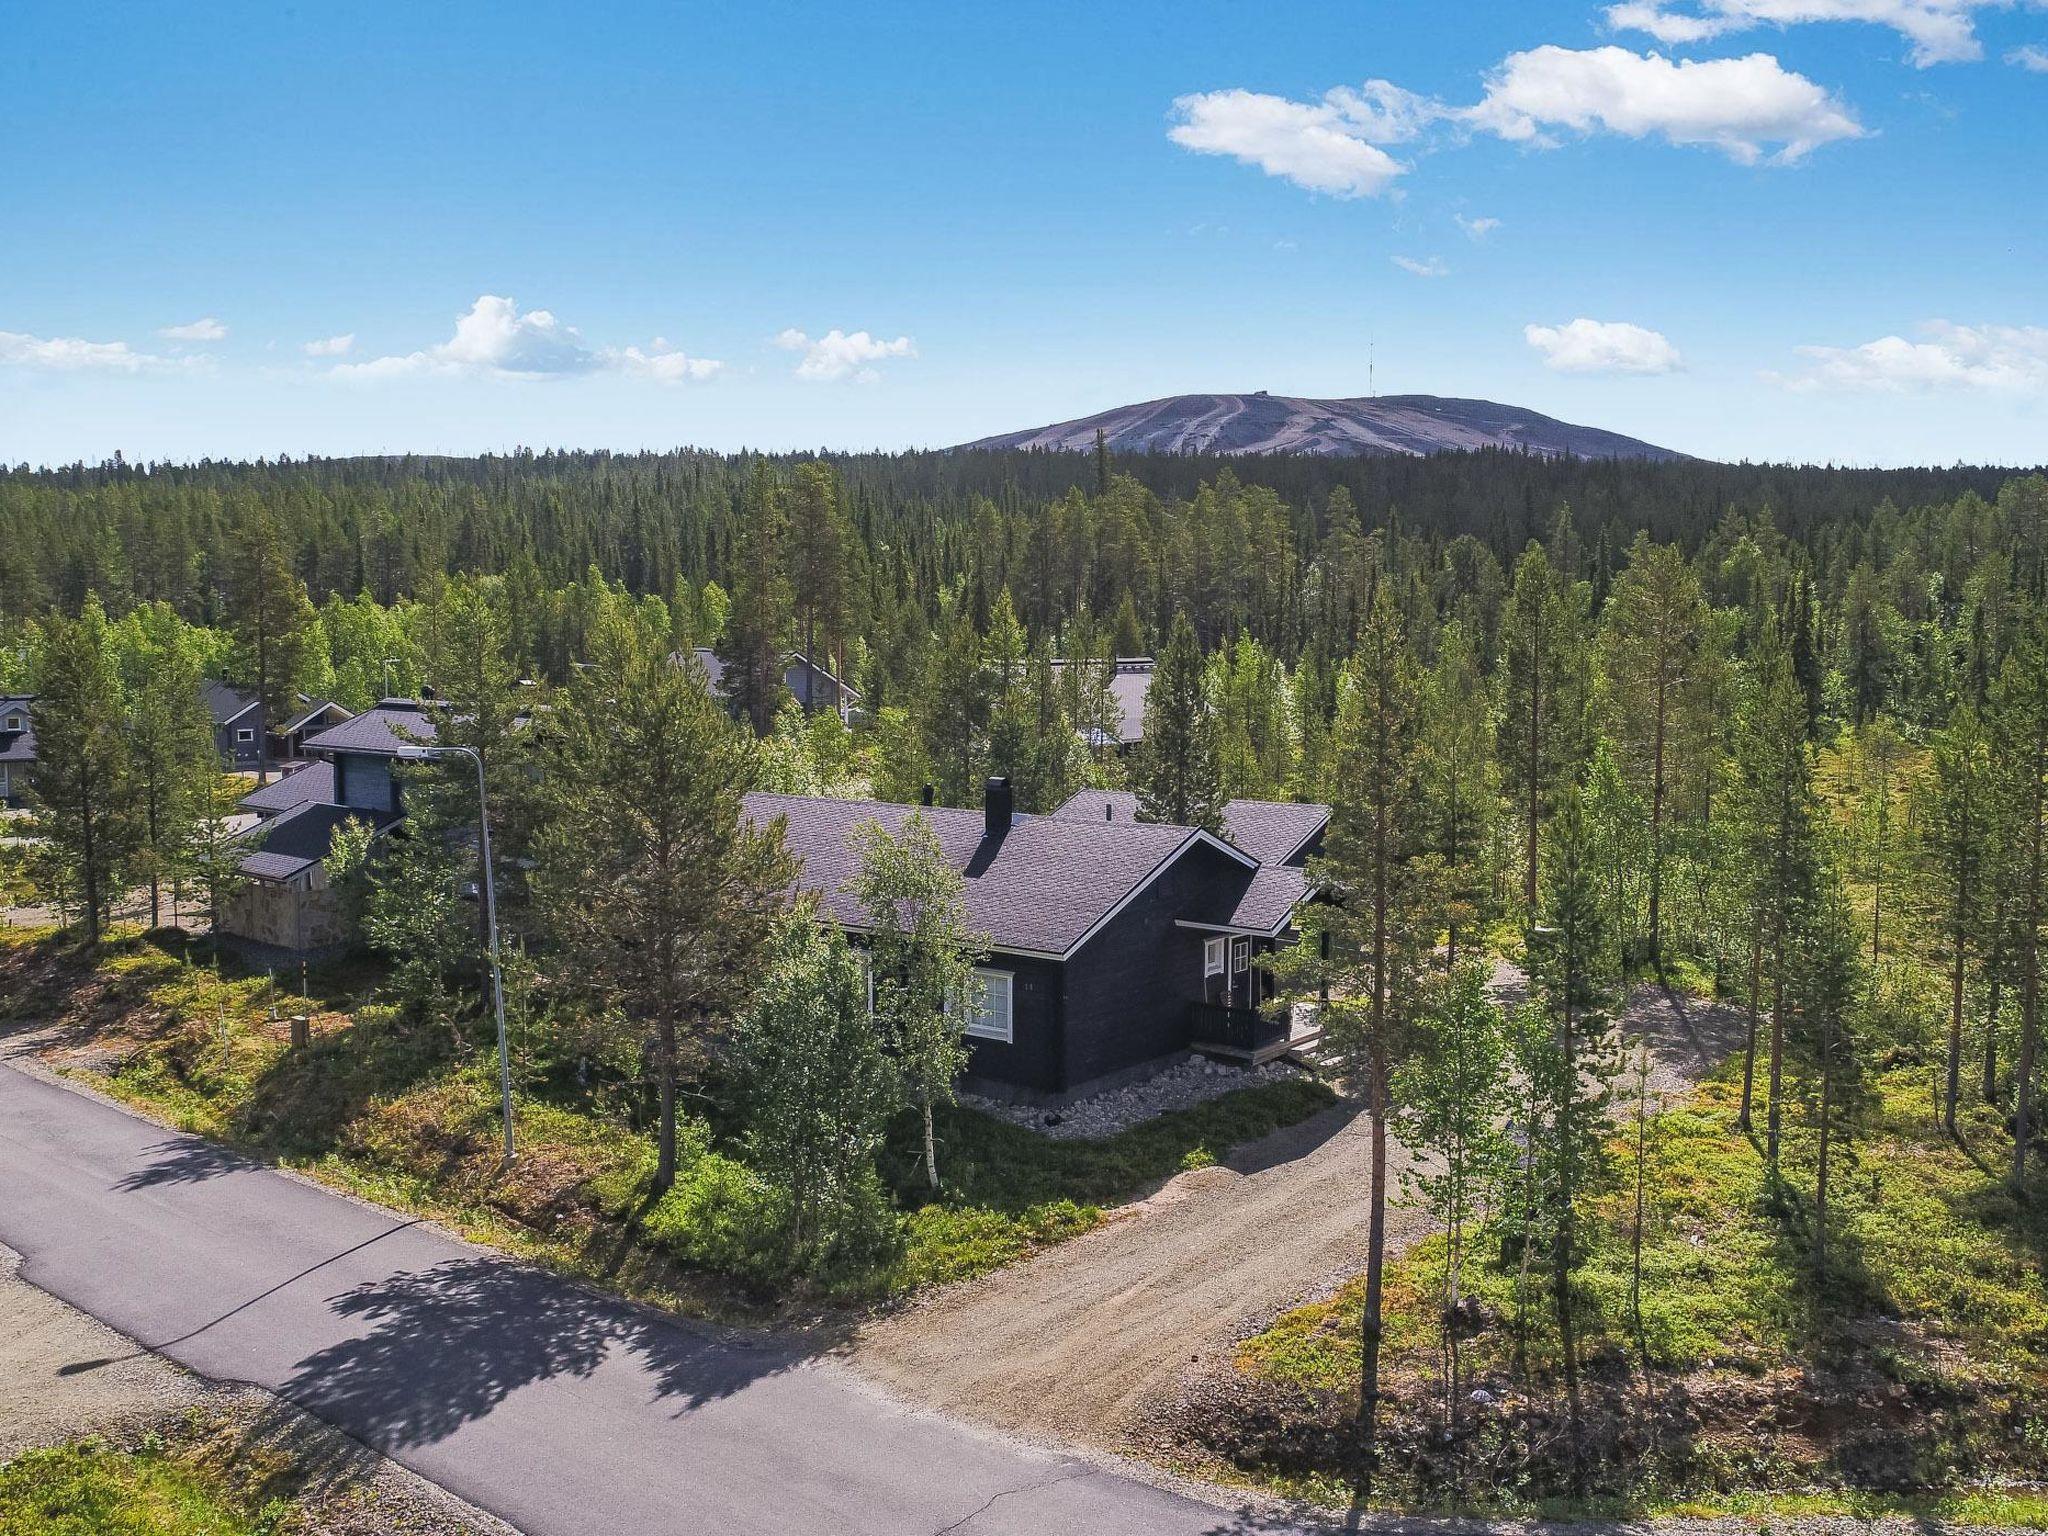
[850, 973, 1752, 1457]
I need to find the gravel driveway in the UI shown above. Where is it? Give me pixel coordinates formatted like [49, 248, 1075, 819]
[850, 972, 1751, 1458]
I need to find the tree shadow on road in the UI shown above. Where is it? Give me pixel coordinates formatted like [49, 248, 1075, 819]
[113, 1136, 252, 1190]
[282, 1255, 803, 1451]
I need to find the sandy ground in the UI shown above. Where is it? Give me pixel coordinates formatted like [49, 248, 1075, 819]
[0, 1243, 513, 1535]
[850, 973, 1752, 1459]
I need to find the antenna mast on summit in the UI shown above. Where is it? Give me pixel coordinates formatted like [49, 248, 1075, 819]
[1369, 337, 1376, 398]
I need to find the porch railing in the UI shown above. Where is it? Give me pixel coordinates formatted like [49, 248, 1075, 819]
[1188, 1000, 1288, 1055]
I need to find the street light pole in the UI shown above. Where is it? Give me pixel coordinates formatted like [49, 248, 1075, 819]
[423, 744, 514, 1163]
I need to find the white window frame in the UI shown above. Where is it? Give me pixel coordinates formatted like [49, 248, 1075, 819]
[1203, 936, 1226, 978]
[3, 715, 21, 732]
[1232, 936, 1251, 975]
[963, 967, 1014, 1043]
[236, 727, 256, 743]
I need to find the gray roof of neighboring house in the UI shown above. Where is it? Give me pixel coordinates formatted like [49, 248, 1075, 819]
[302, 699, 440, 757]
[236, 800, 387, 882]
[0, 696, 33, 764]
[201, 679, 261, 727]
[1050, 658, 1152, 745]
[1049, 789, 1329, 868]
[238, 760, 336, 817]
[683, 648, 860, 705]
[279, 698, 354, 734]
[744, 792, 1254, 958]
[1218, 799, 1329, 866]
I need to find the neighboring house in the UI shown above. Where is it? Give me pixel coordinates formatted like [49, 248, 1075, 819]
[202, 680, 265, 771]
[272, 698, 355, 763]
[0, 695, 33, 807]
[747, 776, 1318, 1103]
[683, 647, 861, 718]
[1049, 788, 1328, 867]
[216, 699, 436, 962]
[1048, 657, 1153, 749]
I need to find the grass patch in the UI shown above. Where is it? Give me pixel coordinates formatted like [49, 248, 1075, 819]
[2, 927, 1333, 1308]
[0, 1439, 285, 1536]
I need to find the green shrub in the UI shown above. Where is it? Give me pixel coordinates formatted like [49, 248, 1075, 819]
[642, 1152, 789, 1285]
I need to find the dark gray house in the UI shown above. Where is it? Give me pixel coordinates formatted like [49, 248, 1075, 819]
[1048, 657, 1154, 749]
[202, 681, 265, 771]
[685, 648, 861, 718]
[748, 778, 1321, 1101]
[0, 695, 33, 807]
[218, 700, 435, 960]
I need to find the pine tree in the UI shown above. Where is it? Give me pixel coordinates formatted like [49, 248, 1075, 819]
[1499, 547, 1589, 918]
[719, 462, 794, 735]
[917, 598, 997, 806]
[1523, 787, 1620, 1488]
[28, 599, 138, 944]
[787, 460, 857, 710]
[1599, 534, 1704, 962]
[1990, 624, 2048, 1190]
[1133, 612, 1224, 832]
[1920, 701, 1990, 1136]
[226, 495, 316, 786]
[533, 610, 797, 1192]
[1271, 586, 1426, 1497]
[123, 615, 216, 929]
[1416, 618, 1495, 968]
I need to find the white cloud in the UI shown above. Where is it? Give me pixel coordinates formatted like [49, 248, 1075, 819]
[1172, 46, 1860, 198]
[612, 340, 724, 382]
[1525, 317, 1684, 373]
[0, 330, 171, 373]
[1392, 254, 1450, 276]
[774, 327, 916, 383]
[158, 317, 227, 342]
[1455, 214, 1502, 240]
[1604, 1, 2011, 68]
[1775, 321, 2048, 390]
[1166, 85, 1422, 198]
[2011, 42, 2048, 68]
[333, 296, 721, 385]
[1466, 46, 1864, 163]
[303, 333, 355, 357]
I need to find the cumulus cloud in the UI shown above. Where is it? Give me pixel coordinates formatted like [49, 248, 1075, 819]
[303, 333, 355, 357]
[2011, 42, 2048, 68]
[0, 330, 171, 373]
[1170, 45, 1861, 195]
[1604, 1, 2008, 68]
[1775, 321, 2048, 390]
[333, 296, 721, 384]
[774, 327, 917, 383]
[1455, 214, 1503, 239]
[1392, 254, 1450, 276]
[1465, 46, 1864, 163]
[1525, 318, 1684, 373]
[158, 317, 227, 342]
[1166, 84, 1426, 197]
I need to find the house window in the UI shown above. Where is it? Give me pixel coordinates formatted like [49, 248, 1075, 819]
[236, 727, 255, 743]
[1232, 937, 1251, 975]
[3, 715, 20, 732]
[1203, 936, 1226, 978]
[963, 968, 1013, 1043]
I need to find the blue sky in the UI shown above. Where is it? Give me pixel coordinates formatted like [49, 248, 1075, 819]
[3, 0, 2044, 467]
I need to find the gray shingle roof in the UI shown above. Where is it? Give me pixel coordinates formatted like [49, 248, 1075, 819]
[1219, 798, 1329, 866]
[1226, 864, 1310, 934]
[1049, 789, 1329, 867]
[201, 679, 260, 726]
[279, 698, 353, 734]
[744, 792, 1248, 957]
[1050, 659, 1151, 744]
[238, 760, 335, 817]
[303, 700, 439, 757]
[237, 801, 385, 882]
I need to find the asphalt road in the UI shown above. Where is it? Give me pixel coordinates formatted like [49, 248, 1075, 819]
[0, 1062, 1322, 1536]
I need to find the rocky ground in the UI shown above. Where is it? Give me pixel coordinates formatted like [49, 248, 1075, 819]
[964, 1057, 1310, 1140]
